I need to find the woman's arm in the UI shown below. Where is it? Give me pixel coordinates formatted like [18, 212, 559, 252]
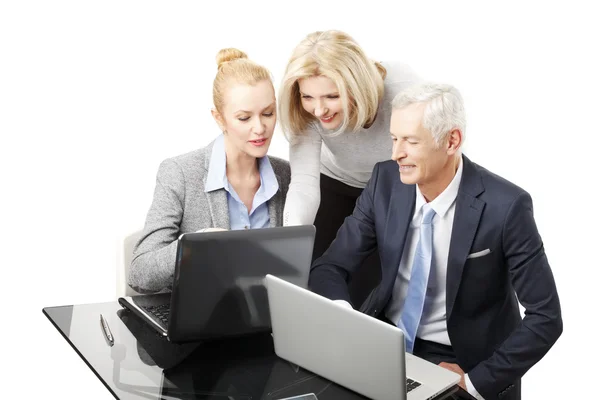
[283, 128, 323, 226]
[128, 158, 186, 292]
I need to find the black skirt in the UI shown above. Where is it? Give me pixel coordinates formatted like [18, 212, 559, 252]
[312, 173, 382, 307]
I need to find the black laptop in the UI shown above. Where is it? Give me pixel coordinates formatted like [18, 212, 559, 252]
[118, 225, 315, 343]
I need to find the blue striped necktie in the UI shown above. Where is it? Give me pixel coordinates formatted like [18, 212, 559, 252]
[398, 205, 436, 353]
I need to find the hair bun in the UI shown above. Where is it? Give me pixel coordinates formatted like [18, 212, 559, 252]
[216, 48, 248, 69]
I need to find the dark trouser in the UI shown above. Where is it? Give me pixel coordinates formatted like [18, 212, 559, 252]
[413, 338, 520, 400]
[312, 174, 381, 308]
[379, 323, 521, 399]
[413, 337, 458, 365]
[420, 341, 521, 400]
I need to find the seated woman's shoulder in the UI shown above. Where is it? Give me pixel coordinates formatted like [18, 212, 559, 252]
[268, 156, 290, 172]
[170, 147, 207, 164]
[268, 156, 291, 185]
[159, 147, 208, 170]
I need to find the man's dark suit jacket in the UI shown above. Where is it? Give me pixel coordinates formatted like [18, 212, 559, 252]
[309, 155, 562, 400]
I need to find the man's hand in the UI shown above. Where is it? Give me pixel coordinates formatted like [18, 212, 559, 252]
[438, 362, 466, 390]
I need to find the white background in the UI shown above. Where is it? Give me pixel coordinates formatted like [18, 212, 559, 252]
[1, 1, 598, 398]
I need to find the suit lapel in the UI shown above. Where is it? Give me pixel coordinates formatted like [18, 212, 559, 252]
[446, 156, 485, 318]
[206, 189, 230, 229]
[268, 196, 278, 227]
[268, 157, 286, 227]
[384, 180, 416, 285]
[203, 142, 230, 230]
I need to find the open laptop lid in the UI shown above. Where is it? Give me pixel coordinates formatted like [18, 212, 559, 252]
[167, 225, 315, 342]
[265, 274, 460, 400]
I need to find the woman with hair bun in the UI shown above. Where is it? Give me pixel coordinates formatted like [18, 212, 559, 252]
[129, 48, 290, 293]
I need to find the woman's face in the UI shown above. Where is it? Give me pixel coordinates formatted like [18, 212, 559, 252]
[298, 75, 344, 130]
[215, 79, 277, 159]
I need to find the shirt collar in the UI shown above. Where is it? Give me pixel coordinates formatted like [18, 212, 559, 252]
[204, 134, 280, 198]
[414, 157, 463, 220]
[256, 154, 279, 200]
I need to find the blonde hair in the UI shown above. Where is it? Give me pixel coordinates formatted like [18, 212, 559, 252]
[212, 48, 273, 114]
[278, 30, 386, 139]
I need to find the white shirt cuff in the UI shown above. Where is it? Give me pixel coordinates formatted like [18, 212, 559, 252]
[333, 300, 353, 309]
[465, 374, 485, 400]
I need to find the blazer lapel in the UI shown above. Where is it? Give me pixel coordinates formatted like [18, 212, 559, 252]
[268, 196, 279, 227]
[267, 158, 285, 227]
[206, 189, 230, 229]
[446, 156, 485, 318]
[383, 180, 416, 286]
[203, 142, 230, 230]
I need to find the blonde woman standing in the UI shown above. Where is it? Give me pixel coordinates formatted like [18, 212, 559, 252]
[279, 30, 421, 306]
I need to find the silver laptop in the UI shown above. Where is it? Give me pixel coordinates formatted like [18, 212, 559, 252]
[265, 274, 460, 400]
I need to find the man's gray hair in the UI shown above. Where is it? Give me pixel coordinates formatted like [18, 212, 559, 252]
[392, 83, 466, 147]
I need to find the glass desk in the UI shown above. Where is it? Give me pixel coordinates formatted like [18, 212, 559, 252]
[43, 301, 474, 399]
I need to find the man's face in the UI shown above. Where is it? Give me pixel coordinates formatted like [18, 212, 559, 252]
[390, 103, 456, 197]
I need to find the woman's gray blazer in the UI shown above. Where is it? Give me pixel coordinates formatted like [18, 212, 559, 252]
[128, 140, 291, 292]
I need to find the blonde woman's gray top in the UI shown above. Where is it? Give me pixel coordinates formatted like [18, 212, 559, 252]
[283, 61, 422, 226]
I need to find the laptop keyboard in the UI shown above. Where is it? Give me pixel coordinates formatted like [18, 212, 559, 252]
[407, 378, 421, 393]
[143, 303, 170, 326]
